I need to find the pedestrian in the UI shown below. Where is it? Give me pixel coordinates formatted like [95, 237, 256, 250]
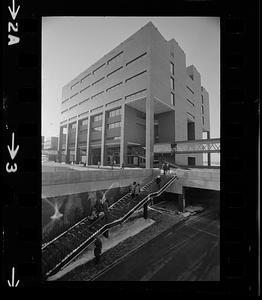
[95, 198, 103, 219]
[135, 183, 141, 196]
[111, 160, 114, 169]
[103, 199, 109, 222]
[166, 163, 170, 175]
[94, 237, 102, 264]
[163, 162, 168, 175]
[161, 162, 165, 175]
[130, 181, 137, 198]
[121, 162, 125, 169]
[97, 161, 100, 168]
[156, 175, 161, 189]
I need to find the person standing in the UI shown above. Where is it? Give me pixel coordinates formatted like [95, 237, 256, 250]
[130, 182, 137, 198]
[97, 161, 100, 168]
[94, 237, 102, 264]
[156, 175, 161, 189]
[135, 183, 141, 196]
[166, 163, 170, 175]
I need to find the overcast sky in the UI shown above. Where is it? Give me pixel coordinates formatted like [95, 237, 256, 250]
[42, 17, 220, 141]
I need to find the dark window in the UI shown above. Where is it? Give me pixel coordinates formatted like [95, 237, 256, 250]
[188, 157, 196, 166]
[170, 62, 174, 75]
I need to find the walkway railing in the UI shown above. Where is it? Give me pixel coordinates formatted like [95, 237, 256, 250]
[42, 174, 177, 278]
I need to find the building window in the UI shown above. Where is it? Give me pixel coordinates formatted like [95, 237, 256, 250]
[91, 91, 104, 100]
[186, 85, 194, 95]
[108, 122, 121, 129]
[201, 95, 204, 104]
[107, 66, 123, 78]
[201, 105, 204, 114]
[71, 81, 80, 90]
[80, 85, 91, 93]
[82, 119, 88, 126]
[170, 77, 175, 90]
[170, 62, 174, 75]
[136, 111, 146, 119]
[109, 108, 121, 118]
[187, 98, 194, 106]
[125, 89, 147, 100]
[81, 73, 91, 83]
[202, 116, 204, 125]
[71, 123, 77, 129]
[106, 82, 123, 92]
[187, 112, 195, 119]
[125, 70, 147, 83]
[171, 93, 175, 106]
[188, 157, 196, 166]
[62, 98, 69, 104]
[94, 114, 102, 122]
[107, 51, 123, 65]
[92, 77, 105, 87]
[93, 126, 102, 131]
[70, 92, 79, 99]
[126, 52, 147, 67]
[93, 63, 105, 75]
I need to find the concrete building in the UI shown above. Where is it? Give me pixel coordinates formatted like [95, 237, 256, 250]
[58, 22, 210, 168]
[42, 136, 59, 162]
[44, 136, 58, 150]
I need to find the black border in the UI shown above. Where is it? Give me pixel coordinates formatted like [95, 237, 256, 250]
[1, 0, 260, 294]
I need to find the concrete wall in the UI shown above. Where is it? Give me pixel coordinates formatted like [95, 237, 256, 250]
[166, 169, 220, 193]
[42, 168, 159, 198]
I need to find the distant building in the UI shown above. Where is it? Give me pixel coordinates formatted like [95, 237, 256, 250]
[58, 22, 210, 167]
[42, 136, 58, 162]
[44, 136, 58, 150]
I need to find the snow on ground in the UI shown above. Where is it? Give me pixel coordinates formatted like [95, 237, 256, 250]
[47, 217, 155, 281]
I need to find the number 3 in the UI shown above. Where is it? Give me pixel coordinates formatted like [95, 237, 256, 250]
[6, 162, 17, 173]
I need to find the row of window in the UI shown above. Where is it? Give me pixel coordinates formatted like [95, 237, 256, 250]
[91, 91, 104, 100]
[93, 114, 102, 122]
[68, 51, 146, 93]
[109, 108, 121, 118]
[108, 122, 121, 129]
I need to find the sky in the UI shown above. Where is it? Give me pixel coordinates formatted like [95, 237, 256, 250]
[42, 17, 220, 142]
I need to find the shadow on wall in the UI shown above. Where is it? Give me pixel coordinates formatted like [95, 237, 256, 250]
[42, 184, 129, 244]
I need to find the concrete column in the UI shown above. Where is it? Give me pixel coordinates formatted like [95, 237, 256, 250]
[65, 122, 69, 163]
[74, 119, 79, 163]
[146, 97, 154, 168]
[101, 109, 106, 166]
[143, 202, 148, 219]
[120, 103, 127, 167]
[86, 115, 91, 165]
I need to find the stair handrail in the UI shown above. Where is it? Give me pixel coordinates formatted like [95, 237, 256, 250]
[45, 175, 177, 277]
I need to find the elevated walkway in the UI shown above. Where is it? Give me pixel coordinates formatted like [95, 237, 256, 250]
[42, 174, 177, 278]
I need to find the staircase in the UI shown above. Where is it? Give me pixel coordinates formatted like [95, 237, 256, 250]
[42, 174, 177, 278]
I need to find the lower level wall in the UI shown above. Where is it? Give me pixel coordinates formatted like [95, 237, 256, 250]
[42, 185, 129, 244]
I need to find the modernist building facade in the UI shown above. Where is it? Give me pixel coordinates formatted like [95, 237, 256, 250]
[57, 22, 210, 168]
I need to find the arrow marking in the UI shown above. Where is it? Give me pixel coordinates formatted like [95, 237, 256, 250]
[7, 267, 19, 287]
[8, 0, 20, 20]
[7, 132, 19, 160]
